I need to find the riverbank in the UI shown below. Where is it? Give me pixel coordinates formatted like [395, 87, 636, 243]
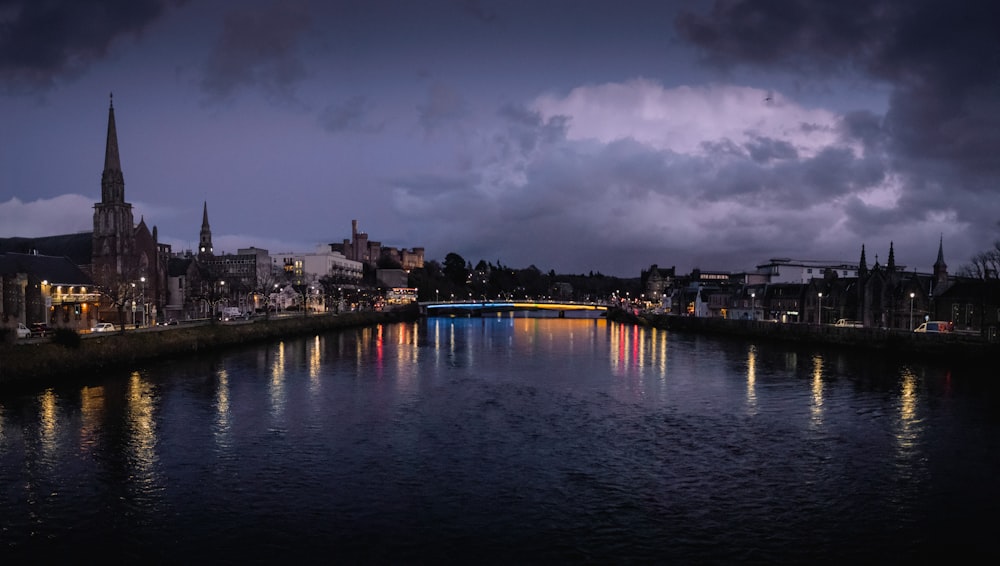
[0, 307, 419, 390]
[607, 308, 1000, 363]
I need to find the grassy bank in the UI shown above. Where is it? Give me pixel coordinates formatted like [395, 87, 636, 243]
[0, 307, 419, 389]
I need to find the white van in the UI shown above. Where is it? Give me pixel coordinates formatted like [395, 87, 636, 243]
[835, 319, 863, 328]
[914, 321, 952, 333]
[221, 307, 243, 321]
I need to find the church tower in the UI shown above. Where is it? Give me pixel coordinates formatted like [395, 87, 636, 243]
[92, 93, 136, 277]
[199, 201, 214, 259]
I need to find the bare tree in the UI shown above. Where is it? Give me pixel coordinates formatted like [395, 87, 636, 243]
[959, 242, 1000, 279]
[254, 261, 285, 319]
[93, 262, 144, 334]
[193, 266, 232, 324]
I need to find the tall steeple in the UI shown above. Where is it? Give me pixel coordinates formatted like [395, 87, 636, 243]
[887, 241, 896, 272]
[199, 201, 214, 258]
[101, 92, 125, 204]
[93, 93, 136, 277]
[858, 244, 868, 278]
[933, 235, 948, 288]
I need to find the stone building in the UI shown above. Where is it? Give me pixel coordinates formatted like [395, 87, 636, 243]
[0, 96, 169, 327]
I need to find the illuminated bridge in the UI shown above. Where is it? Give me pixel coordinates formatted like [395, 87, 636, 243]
[419, 300, 608, 317]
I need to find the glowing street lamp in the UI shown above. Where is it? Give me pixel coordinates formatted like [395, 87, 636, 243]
[140, 276, 146, 326]
[817, 292, 823, 324]
[751, 292, 756, 321]
[909, 292, 915, 330]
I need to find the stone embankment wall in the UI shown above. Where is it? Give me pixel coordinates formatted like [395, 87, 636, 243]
[0, 308, 419, 389]
[607, 308, 999, 362]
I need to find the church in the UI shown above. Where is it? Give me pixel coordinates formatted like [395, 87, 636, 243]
[1, 96, 169, 330]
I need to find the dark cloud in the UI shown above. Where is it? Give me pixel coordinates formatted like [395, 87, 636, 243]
[675, 0, 887, 72]
[675, 0, 1000, 268]
[199, 0, 311, 102]
[676, 0, 1000, 255]
[744, 135, 798, 163]
[496, 104, 568, 156]
[0, 0, 171, 91]
[319, 95, 384, 134]
[838, 110, 885, 150]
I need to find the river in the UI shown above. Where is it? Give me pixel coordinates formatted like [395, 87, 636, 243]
[1, 314, 997, 564]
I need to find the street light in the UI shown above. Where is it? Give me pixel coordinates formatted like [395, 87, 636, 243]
[909, 292, 915, 330]
[131, 282, 136, 327]
[751, 292, 755, 321]
[817, 292, 823, 324]
[140, 276, 146, 326]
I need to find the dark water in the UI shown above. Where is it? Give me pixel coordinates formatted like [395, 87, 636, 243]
[1, 315, 998, 564]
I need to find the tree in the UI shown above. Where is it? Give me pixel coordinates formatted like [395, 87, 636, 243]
[960, 243, 1000, 279]
[254, 261, 285, 319]
[92, 260, 146, 334]
[443, 252, 469, 288]
[376, 255, 402, 269]
[193, 266, 232, 324]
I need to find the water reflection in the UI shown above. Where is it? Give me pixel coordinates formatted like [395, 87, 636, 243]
[895, 367, 921, 455]
[745, 345, 757, 412]
[309, 335, 322, 382]
[395, 322, 420, 394]
[80, 385, 105, 455]
[125, 371, 159, 492]
[214, 368, 231, 449]
[810, 354, 825, 427]
[608, 322, 669, 381]
[38, 389, 58, 463]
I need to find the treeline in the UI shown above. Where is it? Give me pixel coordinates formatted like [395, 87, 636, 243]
[407, 252, 640, 302]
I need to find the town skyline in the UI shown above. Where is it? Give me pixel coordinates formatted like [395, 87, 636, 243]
[2, 1, 998, 277]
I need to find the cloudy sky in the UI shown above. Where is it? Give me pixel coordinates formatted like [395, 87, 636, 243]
[2, 0, 998, 276]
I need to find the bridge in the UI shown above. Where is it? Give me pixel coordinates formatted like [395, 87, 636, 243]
[418, 300, 608, 317]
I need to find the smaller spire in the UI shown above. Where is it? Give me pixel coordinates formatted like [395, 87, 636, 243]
[199, 201, 214, 258]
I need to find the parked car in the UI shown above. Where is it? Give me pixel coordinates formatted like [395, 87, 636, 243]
[914, 321, 953, 333]
[16, 323, 31, 339]
[835, 319, 863, 328]
[91, 322, 116, 333]
[30, 322, 52, 337]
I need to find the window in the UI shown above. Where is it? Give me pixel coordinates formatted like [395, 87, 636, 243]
[966, 304, 974, 326]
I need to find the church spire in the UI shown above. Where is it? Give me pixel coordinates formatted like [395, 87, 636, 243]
[858, 244, 868, 278]
[933, 234, 948, 288]
[101, 92, 125, 203]
[887, 241, 896, 272]
[199, 201, 214, 258]
[93, 94, 135, 278]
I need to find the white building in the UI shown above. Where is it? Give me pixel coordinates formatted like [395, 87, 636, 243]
[272, 245, 363, 286]
[756, 258, 859, 284]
